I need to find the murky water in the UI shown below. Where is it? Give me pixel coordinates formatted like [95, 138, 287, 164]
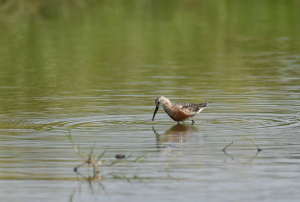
[1, 1, 300, 202]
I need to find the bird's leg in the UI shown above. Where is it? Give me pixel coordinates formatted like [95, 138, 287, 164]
[191, 119, 195, 125]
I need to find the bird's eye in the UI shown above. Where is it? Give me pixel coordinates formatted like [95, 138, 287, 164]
[157, 102, 160, 105]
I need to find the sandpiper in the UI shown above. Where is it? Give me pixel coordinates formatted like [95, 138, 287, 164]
[152, 96, 207, 125]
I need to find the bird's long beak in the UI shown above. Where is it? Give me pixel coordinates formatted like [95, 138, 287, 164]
[152, 106, 159, 121]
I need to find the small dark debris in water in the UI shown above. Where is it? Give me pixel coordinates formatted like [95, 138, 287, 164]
[74, 167, 77, 172]
[115, 154, 126, 159]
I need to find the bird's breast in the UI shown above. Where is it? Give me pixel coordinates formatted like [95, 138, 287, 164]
[164, 107, 193, 121]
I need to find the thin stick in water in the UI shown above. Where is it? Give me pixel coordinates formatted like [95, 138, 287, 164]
[243, 136, 262, 152]
[165, 151, 182, 179]
[222, 141, 234, 152]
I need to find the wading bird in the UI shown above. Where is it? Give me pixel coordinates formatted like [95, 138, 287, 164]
[152, 96, 207, 125]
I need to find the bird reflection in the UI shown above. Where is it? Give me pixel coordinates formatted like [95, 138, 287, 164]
[152, 124, 199, 154]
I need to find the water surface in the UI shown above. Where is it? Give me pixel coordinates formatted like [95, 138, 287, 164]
[0, 1, 300, 202]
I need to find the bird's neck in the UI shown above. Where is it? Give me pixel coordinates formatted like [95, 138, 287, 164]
[162, 101, 173, 116]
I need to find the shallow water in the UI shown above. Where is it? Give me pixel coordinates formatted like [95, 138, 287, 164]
[1, 1, 300, 202]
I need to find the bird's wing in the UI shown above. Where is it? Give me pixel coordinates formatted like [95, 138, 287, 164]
[176, 102, 207, 115]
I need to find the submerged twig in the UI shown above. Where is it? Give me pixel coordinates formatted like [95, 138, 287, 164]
[243, 136, 262, 152]
[67, 130, 85, 159]
[73, 152, 101, 179]
[96, 148, 108, 163]
[108, 172, 131, 182]
[133, 155, 149, 163]
[165, 151, 182, 179]
[222, 136, 262, 153]
[70, 176, 106, 201]
[67, 130, 102, 179]
[250, 151, 261, 162]
[222, 141, 234, 152]
[68, 130, 151, 183]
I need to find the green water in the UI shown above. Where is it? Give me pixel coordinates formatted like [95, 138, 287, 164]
[0, 1, 300, 202]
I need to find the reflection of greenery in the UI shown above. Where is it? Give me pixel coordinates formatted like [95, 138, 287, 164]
[0, 1, 299, 113]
